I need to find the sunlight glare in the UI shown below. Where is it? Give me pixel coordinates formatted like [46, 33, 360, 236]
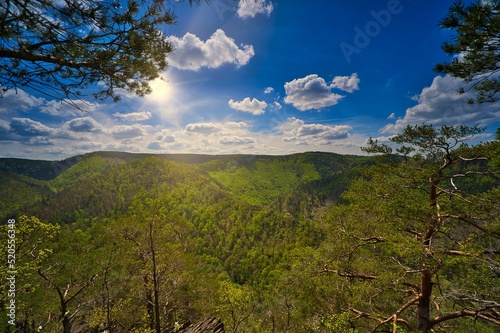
[146, 76, 176, 106]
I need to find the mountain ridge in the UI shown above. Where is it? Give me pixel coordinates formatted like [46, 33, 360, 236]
[0, 151, 370, 221]
[0, 150, 366, 181]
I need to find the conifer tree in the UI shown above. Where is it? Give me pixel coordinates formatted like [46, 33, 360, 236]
[323, 125, 500, 332]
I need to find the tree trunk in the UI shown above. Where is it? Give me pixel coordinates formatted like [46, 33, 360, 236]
[416, 176, 441, 331]
[56, 288, 72, 333]
[417, 269, 433, 331]
[144, 275, 155, 331]
[62, 315, 72, 333]
[149, 220, 162, 333]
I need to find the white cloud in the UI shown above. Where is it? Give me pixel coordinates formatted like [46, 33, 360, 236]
[40, 99, 100, 117]
[28, 137, 55, 146]
[224, 121, 250, 129]
[64, 117, 103, 133]
[264, 87, 274, 94]
[0, 119, 12, 141]
[387, 113, 396, 120]
[0, 89, 44, 113]
[24, 146, 65, 158]
[331, 73, 360, 93]
[154, 130, 176, 143]
[110, 124, 147, 140]
[113, 111, 152, 121]
[10, 118, 55, 137]
[278, 117, 352, 144]
[381, 75, 500, 134]
[219, 136, 255, 145]
[284, 74, 344, 111]
[7, 117, 86, 142]
[185, 121, 251, 137]
[237, 0, 274, 18]
[186, 122, 222, 135]
[147, 130, 177, 151]
[167, 29, 255, 71]
[228, 97, 267, 115]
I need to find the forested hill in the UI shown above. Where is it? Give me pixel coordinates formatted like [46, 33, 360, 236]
[0, 151, 372, 332]
[0, 150, 369, 181]
[0, 151, 370, 220]
[1, 138, 499, 333]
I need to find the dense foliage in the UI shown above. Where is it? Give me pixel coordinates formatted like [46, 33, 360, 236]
[0, 0, 201, 103]
[0, 152, 364, 332]
[435, 0, 500, 103]
[0, 139, 498, 332]
[323, 125, 500, 331]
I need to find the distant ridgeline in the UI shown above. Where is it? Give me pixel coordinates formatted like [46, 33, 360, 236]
[0, 151, 371, 221]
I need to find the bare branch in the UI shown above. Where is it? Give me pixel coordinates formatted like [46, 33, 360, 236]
[369, 296, 420, 333]
[430, 309, 500, 328]
[320, 266, 378, 280]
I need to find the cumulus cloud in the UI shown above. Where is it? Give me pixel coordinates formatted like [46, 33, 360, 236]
[185, 121, 250, 137]
[113, 111, 152, 121]
[186, 122, 222, 135]
[284, 74, 345, 111]
[272, 101, 282, 110]
[219, 136, 255, 145]
[264, 87, 274, 94]
[64, 117, 103, 133]
[28, 137, 54, 146]
[228, 97, 267, 115]
[40, 99, 100, 117]
[24, 146, 65, 157]
[381, 75, 500, 134]
[331, 73, 360, 93]
[0, 119, 14, 141]
[154, 130, 176, 143]
[0, 90, 44, 113]
[110, 125, 147, 140]
[147, 129, 176, 151]
[278, 117, 352, 144]
[167, 29, 255, 71]
[10, 118, 55, 137]
[237, 0, 274, 18]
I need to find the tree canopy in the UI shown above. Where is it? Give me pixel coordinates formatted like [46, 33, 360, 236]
[322, 124, 500, 332]
[0, 0, 199, 104]
[435, 0, 500, 104]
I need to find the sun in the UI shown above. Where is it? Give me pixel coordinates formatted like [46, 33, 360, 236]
[146, 75, 176, 106]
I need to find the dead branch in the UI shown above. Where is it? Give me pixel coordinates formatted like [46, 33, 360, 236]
[369, 296, 419, 333]
[320, 266, 377, 280]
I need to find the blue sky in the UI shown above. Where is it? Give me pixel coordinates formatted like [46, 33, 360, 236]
[1, 0, 499, 160]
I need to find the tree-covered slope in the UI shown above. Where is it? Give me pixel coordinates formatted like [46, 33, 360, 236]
[0, 170, 52, 217]
[1, 151, 370, 217]
[1, 152, 356, 332]
[204, 152, 370, 206]
[0, 139, 498, 333]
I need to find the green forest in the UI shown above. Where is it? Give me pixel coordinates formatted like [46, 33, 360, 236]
[1, 124, 499, 333]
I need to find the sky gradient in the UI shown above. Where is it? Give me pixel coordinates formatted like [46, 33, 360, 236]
[1, 0, 499, 160]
